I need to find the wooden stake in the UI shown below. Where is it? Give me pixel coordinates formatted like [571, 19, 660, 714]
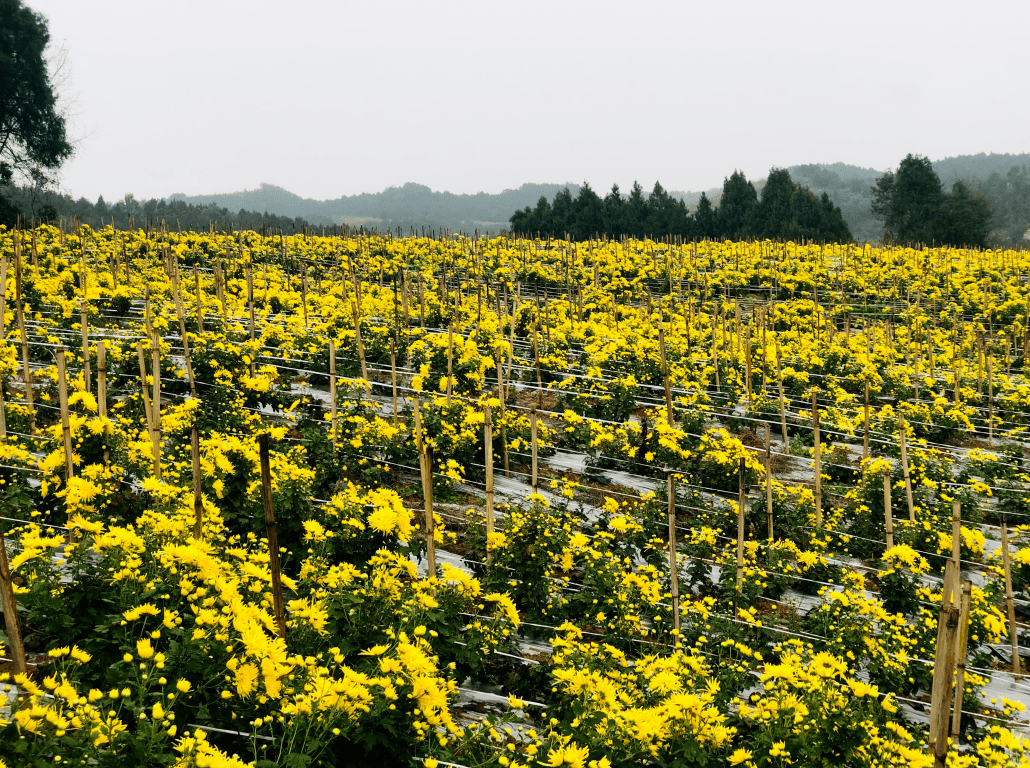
[667, 471, 680, 643]
[775, 342, 788, 452]
[390, 338, 398, 430]
[530, 407, 539, 492]
[883, 470, 895, 549]
[765, 423, 774, 541]
[193, 264, 203, 333]
[152, 331, 162, 478]
[899, 414, 915, 522]
[950, 579, 973, 740]
[258, 433, 287, 639]
[446, 322, 454, 404]
[413, 399, 436, 577]
[951, 500, 962, 566]
[13, 252, 33, 432]
[928, 559, 960, 768]
[496, 346, 509, 477]
[812, 392, 821, 528]
[56, 347, 74, 480]
[247, 264, 256, 377]
[659, 321, 673, 425]
[329, 340, 338, 451]
[1001, 516, 1021, 675]
[484, 405, 494, 554]
[863, 381, 870, 461]
[192, 426, 203, 540]
[735, 457, 746, 608]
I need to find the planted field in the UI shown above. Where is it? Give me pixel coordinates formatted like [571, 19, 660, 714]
[0, 227, 1028, 767]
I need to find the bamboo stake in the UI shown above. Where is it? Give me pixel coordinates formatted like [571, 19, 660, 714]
[884, 471, 894, 549]
[950, 579, 973, 740]
[258, 433, 287, 639]
[899, 414, 915, 521]
[667, 470, 680, 644]
[1001, 516, 1021, 675]
[484, 405, 494, 555]
[765, 423, 773, 541]
[812, 392, 821, 528]
[56, 347, 74, 480]
[192, 426, 203, 540]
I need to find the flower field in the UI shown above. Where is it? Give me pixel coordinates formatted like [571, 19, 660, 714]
[0, 225, 1029, 767]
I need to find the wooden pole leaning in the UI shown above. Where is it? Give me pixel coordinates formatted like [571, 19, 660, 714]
[0, 515, 26, 674]
[56, 346, 74, 480]
[258, 433, 287, 640]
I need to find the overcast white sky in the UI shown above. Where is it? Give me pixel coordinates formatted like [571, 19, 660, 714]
[31, 0, 1030, 203]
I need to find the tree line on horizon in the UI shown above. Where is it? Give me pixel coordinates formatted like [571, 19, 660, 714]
[508, 169, 854, 242]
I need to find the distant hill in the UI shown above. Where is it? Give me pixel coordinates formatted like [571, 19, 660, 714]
[163, 152, 1029, 244]
[934, 153, 1030, 183]
[170, 182, 584, 234]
